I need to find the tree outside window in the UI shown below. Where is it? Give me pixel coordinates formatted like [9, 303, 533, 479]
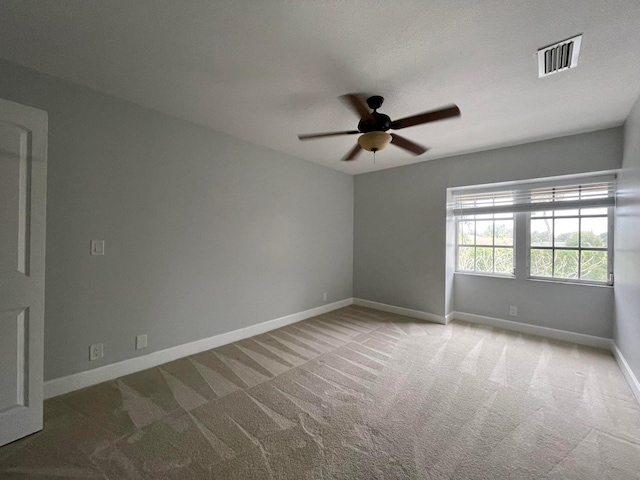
[457, 213, 514, 275]
[529, 208, 608, 282]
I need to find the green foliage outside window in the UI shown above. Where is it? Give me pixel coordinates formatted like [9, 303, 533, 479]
[458, 212, 609, 282]
[457, 216, 514, 275]
[529, 213, 608, 282]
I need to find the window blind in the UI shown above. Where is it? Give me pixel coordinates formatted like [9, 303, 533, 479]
[451, 177, 616, 217]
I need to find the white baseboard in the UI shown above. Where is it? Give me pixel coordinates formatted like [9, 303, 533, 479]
[611, 342, 640, 404]
[45, 299, 639, 407]
[353, 298, 446, 324]
[44, 298, 354, 399]
[449, 311, 612, 350]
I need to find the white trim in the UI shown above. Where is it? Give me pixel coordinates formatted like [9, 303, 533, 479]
[444, 312, 455, 324]
[44, 298, 354, 399]
[353, 298, 446, 325]
[448, 171, 617, 195]
[611, 342, 640, 404]
[449, 311, 612, 349]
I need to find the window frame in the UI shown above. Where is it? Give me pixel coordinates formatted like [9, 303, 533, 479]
[455, 213, 516, 278]
[525, 206, 614, 286]
[451, 175, 615, 286]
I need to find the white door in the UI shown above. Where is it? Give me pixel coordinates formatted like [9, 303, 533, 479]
[0, 98, 47, 446]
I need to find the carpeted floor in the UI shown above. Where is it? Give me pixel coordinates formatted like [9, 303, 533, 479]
[1, 305, 639, 479]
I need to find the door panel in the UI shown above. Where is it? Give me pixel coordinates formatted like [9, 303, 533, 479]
[0, 308, 28, 412]
[0, 122, 30, 276]
[0, 99, 47, 447]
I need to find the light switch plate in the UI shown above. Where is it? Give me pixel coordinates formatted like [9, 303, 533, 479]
[136, 334, 148, 350]
[91, 240, 105, 256]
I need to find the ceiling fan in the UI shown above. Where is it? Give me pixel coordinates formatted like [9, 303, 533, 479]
[298, 94, 461, 162]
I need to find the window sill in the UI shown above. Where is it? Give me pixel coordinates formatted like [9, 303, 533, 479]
[527, 277, 613, 288]
[454, 272, 614, 288]
[454, 271, 515, 280]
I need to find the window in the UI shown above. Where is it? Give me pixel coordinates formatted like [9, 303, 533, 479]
[455, 190, 515, 275]
[528, 183, 612, 283]
[457, 213, 514, 275]
[451, 176, 615, 285]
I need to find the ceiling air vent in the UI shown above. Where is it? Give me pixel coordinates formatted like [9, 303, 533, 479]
[537, 34, 582, 78]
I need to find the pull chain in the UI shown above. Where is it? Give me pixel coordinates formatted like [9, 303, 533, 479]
[373, 150, 376, 164]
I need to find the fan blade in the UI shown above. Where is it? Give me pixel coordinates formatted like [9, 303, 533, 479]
[339, 93, 372, 119]
[342, 143, 363, 161]
[298, 130, 359, 140]
[390, 105, 460, 130]
[390, 134, 428, 155]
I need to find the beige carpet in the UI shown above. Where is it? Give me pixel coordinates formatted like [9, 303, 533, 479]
[1, 305, 639, 479]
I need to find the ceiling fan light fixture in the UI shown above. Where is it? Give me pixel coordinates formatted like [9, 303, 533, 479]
[358, 131, 392, 152]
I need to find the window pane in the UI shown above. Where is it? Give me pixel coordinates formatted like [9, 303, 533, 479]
[581, 217, 607, 248]
[531, 219, 553, 247]
[475, 221, 494, 246]
[581, 207, 607, 216]
[531, 210, 553, 218]
[495, 248, 513, 274]
[554, 218, 579, 247]
[530, 249, 552, 277]
[494, 219, 513, 246]
[458, 220, 475, 245]
[458, 246, 475, 271]
[475, 247, 493, 272]
[580, 251, 608, 281]
[554, 250, 579, 279]
[555, 209, 579, 217]
[456, 212, 515, 276]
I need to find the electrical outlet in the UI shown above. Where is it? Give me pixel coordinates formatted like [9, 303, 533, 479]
[136, 334, 148, 350]
[322, 292, 327, 302]
[89, 343, 103, 361]
[509, 306, 518, 317]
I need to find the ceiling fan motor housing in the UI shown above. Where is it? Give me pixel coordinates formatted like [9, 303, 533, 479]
[358, 112, 391, 133]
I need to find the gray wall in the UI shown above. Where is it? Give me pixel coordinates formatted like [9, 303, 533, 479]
[354, 128, 622, 337]
[454, 276, 614, 337]
[614, 96, 640, 379]
[0, 59, 354, 381]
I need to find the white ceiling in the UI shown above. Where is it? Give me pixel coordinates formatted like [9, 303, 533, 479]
[1, 1, 639, 175]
